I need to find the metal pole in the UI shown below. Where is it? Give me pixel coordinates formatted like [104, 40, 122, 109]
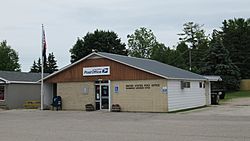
[41, 24, 44, 110]
[108, 80, 111, 112]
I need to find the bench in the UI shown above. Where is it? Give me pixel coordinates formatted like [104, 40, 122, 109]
[23, 100, 40, 109]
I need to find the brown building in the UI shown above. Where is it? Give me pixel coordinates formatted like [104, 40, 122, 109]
[43, 52, 210, 112]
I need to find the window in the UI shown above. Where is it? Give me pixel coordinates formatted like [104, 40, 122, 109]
[199, 82, 205, 88]
[199, 82, 202, 88]
[185, 82, 191, 88]
[181, 81, 191, 89]
[0, 86, 4, 101]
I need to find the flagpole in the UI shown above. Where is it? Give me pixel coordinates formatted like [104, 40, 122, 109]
[41, 24, 44, 110]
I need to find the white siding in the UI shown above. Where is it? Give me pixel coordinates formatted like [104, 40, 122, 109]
[44, 83, 53, 108]
[168, 80, 206, 112]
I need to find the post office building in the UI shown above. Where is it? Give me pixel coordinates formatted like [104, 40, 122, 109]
[43, 52, 210, 112]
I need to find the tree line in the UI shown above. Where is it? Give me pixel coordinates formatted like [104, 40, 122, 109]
[30, 53, 58, 74]
[1, 18, 249, 91]
[0, 40, 58, 74]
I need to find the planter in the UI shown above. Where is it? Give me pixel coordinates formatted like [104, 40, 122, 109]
[111, 104, 121, 112]
[85, 104, 94, 111]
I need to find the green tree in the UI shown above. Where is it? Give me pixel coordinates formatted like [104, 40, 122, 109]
[30, 53, 58, 74]
[127, 27, 159, 58]
[150, 43, 169, 64]
[178, 22, 208, 49]
[202, 31, 241, 91]
[178, 22, 209, 73]
[70, 30, 127, 63]
[46, 53, 58, 74]
[69, 38, 87, 63]
[30, 58, 42, 73]
[30, 60, 39, 73]
[0, 40, 21, 71]
[174, 42, 189, 70]
[221, 18, 250, 78]
[37, 58, 42, 72]
[150, 43, 184, 68]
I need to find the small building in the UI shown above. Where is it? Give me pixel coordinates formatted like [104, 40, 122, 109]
[204, 75, 224, 104]
[43, 52, 210, 112]
[0, 71, 46, 109]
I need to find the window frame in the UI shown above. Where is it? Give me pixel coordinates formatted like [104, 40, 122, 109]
[185, 82, 191, 88]
[181, 81, 191, 89]
[199, 82, 203, 88]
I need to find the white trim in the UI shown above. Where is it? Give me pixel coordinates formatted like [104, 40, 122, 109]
[167, 77, 207, 81]
[203, 75, 222, 81]
[0, 78, 40, 84]
[0, 77, 9, 84]
[9, 81, 40, 84]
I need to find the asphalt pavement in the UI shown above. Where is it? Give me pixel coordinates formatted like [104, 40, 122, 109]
[0, 98, 250, 141]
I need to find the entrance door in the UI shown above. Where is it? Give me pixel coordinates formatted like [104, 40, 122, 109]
[95, 85, 100, 110]
[101, 85, 109, 109]
[95, 81, 110, 110]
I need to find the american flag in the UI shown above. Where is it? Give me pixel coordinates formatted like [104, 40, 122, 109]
[42, 25, 47, 63]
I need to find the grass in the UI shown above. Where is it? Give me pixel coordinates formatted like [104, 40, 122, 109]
[222, 91, 250, 102]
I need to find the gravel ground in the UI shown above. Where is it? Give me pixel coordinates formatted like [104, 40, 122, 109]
[0, 98, 250, 141]
[183, 97, 250, 116]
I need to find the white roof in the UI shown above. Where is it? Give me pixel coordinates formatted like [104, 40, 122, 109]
[203, 75, 222, 81]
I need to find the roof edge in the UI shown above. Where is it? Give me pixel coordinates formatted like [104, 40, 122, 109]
[9, 81, 40, 84]
[43, 52, 98, 81]
[0, 77, 9, 84]
[167, 77, 207, 81]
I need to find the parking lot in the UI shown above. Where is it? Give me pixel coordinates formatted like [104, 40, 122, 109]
[1, 98, 250, 141]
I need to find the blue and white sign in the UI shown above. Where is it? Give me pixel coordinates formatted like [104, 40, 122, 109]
[161, 87, 168, 94]
[83, 66, 110, 76]
[114, 85, 119, 93]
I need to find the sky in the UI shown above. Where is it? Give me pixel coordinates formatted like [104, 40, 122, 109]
[0, 0, 249, 72]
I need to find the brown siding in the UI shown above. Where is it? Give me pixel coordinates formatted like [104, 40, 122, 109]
[45, 58, 162, 83]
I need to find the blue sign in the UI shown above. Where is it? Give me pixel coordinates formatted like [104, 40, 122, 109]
[114, 85, 119, 93]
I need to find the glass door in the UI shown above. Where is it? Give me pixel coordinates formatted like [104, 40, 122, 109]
[101, 85, 109, 109]
[95, 81, 110, 110]
[95, 85, 100, 110]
